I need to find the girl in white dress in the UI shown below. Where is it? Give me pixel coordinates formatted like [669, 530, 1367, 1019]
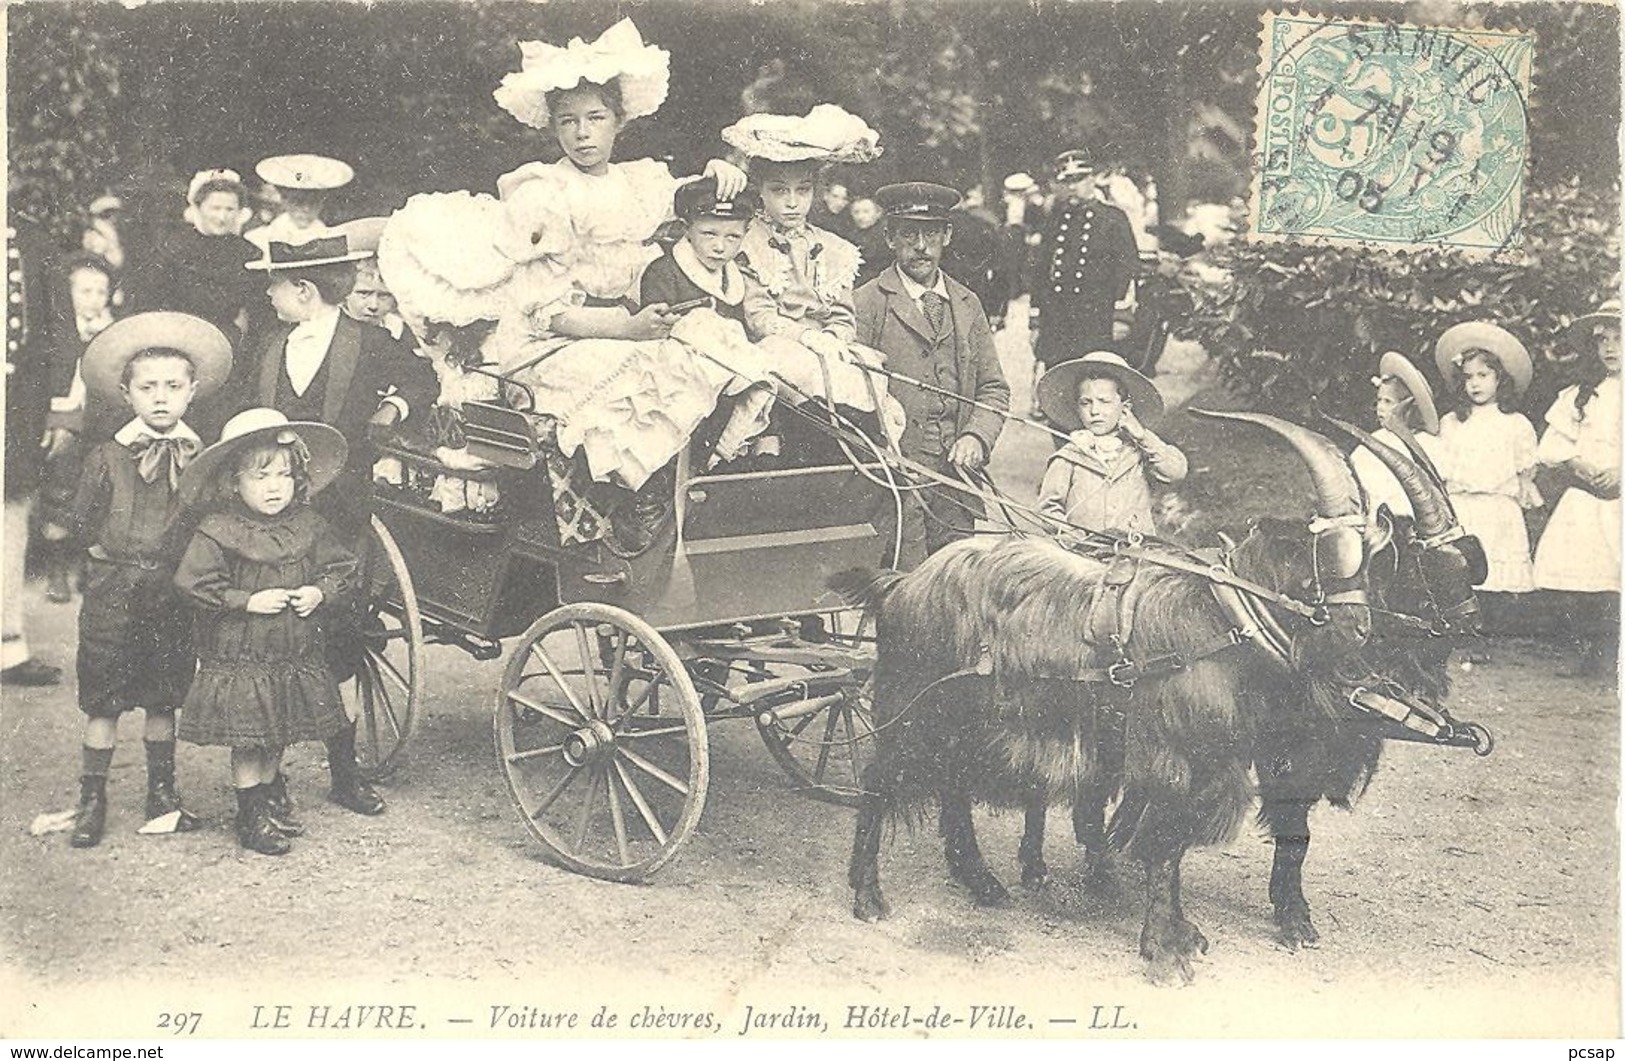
[1534, 303, 1621, 675]
[488, 18, 782, 553]
[1434, 322, 1541, 631]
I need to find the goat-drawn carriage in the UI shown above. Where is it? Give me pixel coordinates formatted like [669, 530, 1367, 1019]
[338, 356, 1497, 966]
[342, 378, 893, 882]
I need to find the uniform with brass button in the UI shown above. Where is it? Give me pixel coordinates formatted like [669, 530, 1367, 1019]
[1030, 149, 1140, 380]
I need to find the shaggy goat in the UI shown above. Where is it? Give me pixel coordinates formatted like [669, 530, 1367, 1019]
[839, 414, 1379, 983]
[1255, 416, 1486, 948]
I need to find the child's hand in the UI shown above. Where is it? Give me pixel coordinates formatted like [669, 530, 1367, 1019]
[287, 585, 325, 618]
[628, 303, 678, 340]
[245, 589, 290, 615]
[1118, 407, 1148, 444]
[702, 159, 748, 200]
[801, 329, 848, 360]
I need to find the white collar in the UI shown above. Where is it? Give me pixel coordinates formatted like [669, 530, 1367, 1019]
[290, 303, 342, 342]
[898, 267, 949, 305]
[113, 417, 202, 447]
[672, 240, 744, 306]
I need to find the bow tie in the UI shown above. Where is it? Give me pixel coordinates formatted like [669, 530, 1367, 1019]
[130, 433, 198, 490]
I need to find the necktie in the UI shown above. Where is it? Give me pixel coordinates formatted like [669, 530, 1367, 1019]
[921, 291, 948, 337]
[131, 434, 199, 490]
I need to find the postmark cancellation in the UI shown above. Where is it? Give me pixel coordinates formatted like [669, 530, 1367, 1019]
[1249, 11, 1535, 255]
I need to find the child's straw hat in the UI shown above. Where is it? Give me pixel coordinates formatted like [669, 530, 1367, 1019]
[178, 408, 348, 509]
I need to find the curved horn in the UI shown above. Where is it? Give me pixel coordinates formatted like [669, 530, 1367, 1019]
[1190, 408, 1363, 520]
[1320, 414, 1456, 541]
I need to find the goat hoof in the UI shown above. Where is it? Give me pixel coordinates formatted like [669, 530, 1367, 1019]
[1144, 952, 1196, 987]
[1273, 902, 1319, 950]
[1020, 861, 1051, 889]
[853, 889, 891, 922]
[1175, 920, 1209, 956]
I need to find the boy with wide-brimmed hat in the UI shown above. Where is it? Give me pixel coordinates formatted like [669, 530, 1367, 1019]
[1035, 349, 1186, 536]
[241, 232, 439, 817]
[61, 311, 233, 847]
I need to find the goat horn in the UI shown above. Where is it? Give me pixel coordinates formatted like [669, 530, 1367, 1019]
[1190, 409, 1363, 520]
[1320, 414, 1457, 541]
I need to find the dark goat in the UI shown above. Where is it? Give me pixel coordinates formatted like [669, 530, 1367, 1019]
[838, 415, 1378, 983]
[1255, 416, 1485, 948]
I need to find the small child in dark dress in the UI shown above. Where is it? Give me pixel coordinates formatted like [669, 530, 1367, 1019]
[64, 312, 234, 848]
[173, 409, 357, 855]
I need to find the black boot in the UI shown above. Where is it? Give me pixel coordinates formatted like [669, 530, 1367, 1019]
[262, 772, 305, 836]
[235, 786, 291, 856]
[70, 776, 107, 849]
[327, 725, 385, 815]
[143, 739, 199, 831]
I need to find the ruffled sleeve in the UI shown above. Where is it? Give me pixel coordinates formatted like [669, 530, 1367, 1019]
[619, 158, 681, 235]
[1538, 386, 1582, 466]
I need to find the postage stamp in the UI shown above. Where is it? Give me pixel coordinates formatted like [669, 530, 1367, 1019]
[1249, 11, 1535, 254]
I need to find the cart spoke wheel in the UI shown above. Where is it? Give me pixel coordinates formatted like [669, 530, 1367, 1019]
[342, 516, 423, 781]
[753, 614, 876, 808]
[496, 603, 708, 882]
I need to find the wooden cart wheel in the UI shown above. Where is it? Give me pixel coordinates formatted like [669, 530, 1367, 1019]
[342, 515, 424, 781]
[755, 609, 877, 808]
[495, 603, 709, 882]
[755, 674, 876, 808]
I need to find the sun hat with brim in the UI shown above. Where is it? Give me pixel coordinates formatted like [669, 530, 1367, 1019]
[1566, 298, 1622, 338]
[254, 154, 354, 192]
[244, 234, 371, 272]
[1376, 350, 1439, 434]
[1433, 320, 1532, 398]
[80, 312, 233, 403]
[493, 18, 671, 130]
[1037, 351, 1164, 430]
[722, 104, 883, 165]
[337, 216, 388, 256]
[177, 408, 348, 509]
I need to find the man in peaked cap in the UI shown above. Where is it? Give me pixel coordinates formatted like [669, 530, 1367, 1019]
[855, 182, 1010, 569]
[1029, 148, 1140, 420]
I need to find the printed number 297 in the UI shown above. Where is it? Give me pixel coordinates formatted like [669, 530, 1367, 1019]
[157, 1011, 202, 1035]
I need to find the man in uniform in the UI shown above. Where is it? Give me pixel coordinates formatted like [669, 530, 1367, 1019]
[1029, 149, 1139, 419]
[855, 182, 1010, 570]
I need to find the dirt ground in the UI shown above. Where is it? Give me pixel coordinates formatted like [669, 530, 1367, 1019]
[2, 312, 1618, 1040]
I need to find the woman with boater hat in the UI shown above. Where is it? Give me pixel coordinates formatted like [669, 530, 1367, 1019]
[245, 154, 354, 253]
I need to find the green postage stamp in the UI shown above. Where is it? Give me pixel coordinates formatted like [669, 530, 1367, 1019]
[1249, 11, 1534, 254]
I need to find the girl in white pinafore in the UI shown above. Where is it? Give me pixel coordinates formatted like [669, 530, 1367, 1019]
[1433, 322, 1541, 616]
[1534, 303, 1621, 674]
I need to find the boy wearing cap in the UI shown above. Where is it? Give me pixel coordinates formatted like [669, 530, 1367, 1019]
[639, 179, 758, 328]
[855, 182, 1010, 568]
[1035, 351, 1186, 536]
[62, 312, 234, 847]
[1030, 150, 1140, 417]
[244, 234, 438, 816]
